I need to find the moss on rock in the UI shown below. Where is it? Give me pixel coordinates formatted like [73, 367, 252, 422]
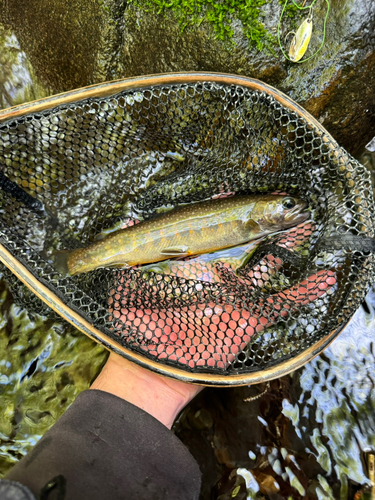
[128, 0, 274, 50]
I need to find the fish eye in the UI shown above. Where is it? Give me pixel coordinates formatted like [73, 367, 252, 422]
[282, 197, 297, 210]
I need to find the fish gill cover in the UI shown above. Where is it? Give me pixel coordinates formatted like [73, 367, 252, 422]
[0, 77, 374, 382]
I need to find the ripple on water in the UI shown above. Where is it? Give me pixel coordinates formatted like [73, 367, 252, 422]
[0, 278, 107, 476]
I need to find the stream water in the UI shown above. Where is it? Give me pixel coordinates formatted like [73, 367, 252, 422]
[1, 21, 375, 500]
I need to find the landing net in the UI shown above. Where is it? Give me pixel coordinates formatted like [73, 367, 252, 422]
[0, 75, 373, 383]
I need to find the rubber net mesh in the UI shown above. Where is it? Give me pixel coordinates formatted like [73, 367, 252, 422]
[0, 81, 374, 376]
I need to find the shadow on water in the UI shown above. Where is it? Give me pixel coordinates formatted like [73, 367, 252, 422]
[1, 19, 375, 500]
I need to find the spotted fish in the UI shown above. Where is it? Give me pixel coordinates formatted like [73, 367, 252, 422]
[52, 194, 309, 276]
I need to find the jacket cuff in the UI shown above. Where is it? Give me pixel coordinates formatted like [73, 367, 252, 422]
[6, 389, 201, 500]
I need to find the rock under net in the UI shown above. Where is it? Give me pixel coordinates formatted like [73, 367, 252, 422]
[0, 81, 374, 376]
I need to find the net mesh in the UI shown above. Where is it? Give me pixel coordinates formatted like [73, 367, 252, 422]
[0, 80, 374, 377]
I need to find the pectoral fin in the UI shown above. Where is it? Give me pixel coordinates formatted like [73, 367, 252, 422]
[111, 262, 130, 269]
[160, 245, 189, 256]
[245, 219, 260, 231]
[141, 261, 172, 275]
[233, 244, 259, 276]
[202, 241, 259, 276]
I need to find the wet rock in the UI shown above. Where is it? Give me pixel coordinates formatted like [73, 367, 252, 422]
[0, 0, 127, 92]
[0, 24, 50, 109]
[119, 0, 375, 155]
[1, 0, 375, 154]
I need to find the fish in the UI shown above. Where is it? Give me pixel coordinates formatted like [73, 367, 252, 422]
[51, 194, 309, 276]
[289, 17, 313, 62]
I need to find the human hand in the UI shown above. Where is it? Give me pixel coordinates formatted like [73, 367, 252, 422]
[90, 352, 203, 429]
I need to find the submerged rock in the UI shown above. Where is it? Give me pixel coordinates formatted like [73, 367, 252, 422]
[1, 0, 375, 154]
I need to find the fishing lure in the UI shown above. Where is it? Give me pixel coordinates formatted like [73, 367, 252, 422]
[277, 0, 330, 63]
[288, 8, 313, 62]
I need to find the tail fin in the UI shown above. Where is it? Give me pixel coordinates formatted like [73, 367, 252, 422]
[49, 250, 71, 277]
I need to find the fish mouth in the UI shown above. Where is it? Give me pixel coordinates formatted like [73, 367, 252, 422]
[285, 200, 309, 221]
[286, 210, 311, 226]
[283, 198, 310, 224]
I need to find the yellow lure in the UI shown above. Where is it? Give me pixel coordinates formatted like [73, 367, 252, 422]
[288, 17, 313, 62]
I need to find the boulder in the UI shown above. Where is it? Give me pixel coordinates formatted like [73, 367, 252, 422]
[0, 24, 50, 108]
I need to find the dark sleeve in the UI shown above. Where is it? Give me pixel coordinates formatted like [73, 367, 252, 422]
[5, 390, 201, 500]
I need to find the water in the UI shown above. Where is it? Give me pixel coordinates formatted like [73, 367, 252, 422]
[0, 23, 108, 475]
[0, 278, 107, 475]
[1, 21, 375, 499]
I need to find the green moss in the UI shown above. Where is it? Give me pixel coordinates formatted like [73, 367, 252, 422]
[128, 0, 279, 51]
[281, 0, 299, 18]
[127, 0, 304, 51]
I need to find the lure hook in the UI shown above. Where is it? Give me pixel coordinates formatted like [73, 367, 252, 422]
[284, 31, 295, 42]
[307, 4, 314, 22]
